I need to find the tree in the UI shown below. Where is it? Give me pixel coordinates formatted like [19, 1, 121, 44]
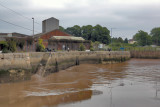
[59, 26, 65, 32]
[124, 38, 128, 43]
[61, 24, 111, 45]
[81, 25, 93, 40]
[150, 27, 160, 46]
[65, 25, 81, 37]
[117, 37, 123, 43]
[133, 30, 152, 46]
[93, 25, 110, 44]
[111, 37, 123, 43]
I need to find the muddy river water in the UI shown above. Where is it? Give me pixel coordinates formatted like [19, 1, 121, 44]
[0, 59, 160, 107]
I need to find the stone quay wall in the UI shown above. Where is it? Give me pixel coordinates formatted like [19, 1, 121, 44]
[130, 51, 160, 59]
[0, 51, 131, 74]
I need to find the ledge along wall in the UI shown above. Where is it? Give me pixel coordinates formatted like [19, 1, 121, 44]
[130, 51, 160, 59]
[0, 51, 131, 76]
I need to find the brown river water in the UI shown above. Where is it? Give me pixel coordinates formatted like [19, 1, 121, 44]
[0, 59, 160, 107]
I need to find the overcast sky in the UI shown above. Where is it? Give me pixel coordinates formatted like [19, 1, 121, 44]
[0, 0, 160, 39]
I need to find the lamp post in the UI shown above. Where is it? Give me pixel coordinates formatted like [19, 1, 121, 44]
[110, 28, 116, 47]
[32, 18, 34, 36]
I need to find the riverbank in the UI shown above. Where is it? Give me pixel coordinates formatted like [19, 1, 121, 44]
[130, 51, 160, 59]
[0, 51, 130, 79]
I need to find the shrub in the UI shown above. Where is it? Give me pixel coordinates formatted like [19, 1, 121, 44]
[16, 39, 25, 50]
[8, 41, 16, 52]
[79, 43, 85, 51]
[2, 48, 10, 53]
[36, 39, 45, 52]
[26, 37, 33, 45]
[0, 41, 9, 53]
[90, 41, 94, 51]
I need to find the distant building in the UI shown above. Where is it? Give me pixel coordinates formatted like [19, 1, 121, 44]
[0, 32, 29, 38]
[128, 39, 137, 44]
[0, 32, 34, 52]
[34, 17, 90, 51]
[0, 17, 91, 52]
[0, 32, 29, 41]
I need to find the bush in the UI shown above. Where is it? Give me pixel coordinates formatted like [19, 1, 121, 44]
[90, 41, 94, 51]
[36, 39, 45, 52]
[36, 44, 45, 52]
[8, 41, 16, 52]
[26, 37, 33, 45]
[79, 43, 85, 51]
[2, 48, 10, 53]
[90, 47, 94, 51]
[16, 39, 25, 50]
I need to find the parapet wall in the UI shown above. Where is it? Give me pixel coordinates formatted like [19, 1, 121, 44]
[130, 51, 160, 59]
[0, 51, 131, 72]
[0, 53, 31, 70]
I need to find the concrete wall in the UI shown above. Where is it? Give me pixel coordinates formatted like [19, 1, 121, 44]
[0, 51, 131, 75]
[42, 17, 59, 33]
[0, 53, 32, 70]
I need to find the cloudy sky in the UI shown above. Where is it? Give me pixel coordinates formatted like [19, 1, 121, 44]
[0, 0, 160, 39]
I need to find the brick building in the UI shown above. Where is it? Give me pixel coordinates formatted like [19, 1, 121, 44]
[34, 17, 90, 51]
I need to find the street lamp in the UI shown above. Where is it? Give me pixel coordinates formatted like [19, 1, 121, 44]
[110, 28, 116, 46]
[32, 18, 34, 36]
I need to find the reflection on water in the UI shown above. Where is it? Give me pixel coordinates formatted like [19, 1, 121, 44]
[0, 59, 160, 107]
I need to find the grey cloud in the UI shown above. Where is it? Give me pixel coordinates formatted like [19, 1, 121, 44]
[0, 0, 160, 39]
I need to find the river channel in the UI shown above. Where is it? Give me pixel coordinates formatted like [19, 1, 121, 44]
[0, 59, 160, 107]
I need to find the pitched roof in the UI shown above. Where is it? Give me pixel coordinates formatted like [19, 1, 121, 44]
[51, 36, 85, 41]
[33, 29, 71, 38]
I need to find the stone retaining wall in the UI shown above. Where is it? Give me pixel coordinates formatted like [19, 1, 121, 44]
[0, 51, 131, 74]
[130, 51, 160, 59]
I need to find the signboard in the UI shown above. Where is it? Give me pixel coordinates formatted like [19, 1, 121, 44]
[120, 47, 125, 51]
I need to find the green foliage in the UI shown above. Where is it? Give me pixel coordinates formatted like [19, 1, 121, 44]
[36, 39, 45, 52]
[63, 24, 111, 45]
[92, 41, 101, 50]
[111, 37, 124, 43]
[124, 38, 128, 43]
[7, 41, 17, 52]
[150, 27, 160, 46]
[65, 25, 82, 37]
[26, 37, 33, 45]
[79, 43, 85, 51]
[2, 48, 10, 53]
[109, 42, 159, 51]
[59, 26, 65, 31]
[0, 41, 8, 49]
[16, 38, 25, 49]
[90, 41, 94, 51]
[0, 41, 9, 53]
[133, 30, 152, 46]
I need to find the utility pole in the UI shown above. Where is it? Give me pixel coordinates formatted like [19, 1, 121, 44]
[110, 28, 116, 47]
[32, 18, 34, 36]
